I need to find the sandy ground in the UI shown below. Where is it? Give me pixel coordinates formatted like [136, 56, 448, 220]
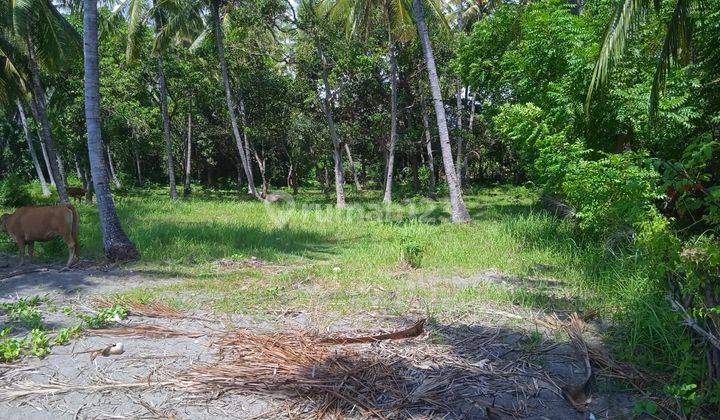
[0, 256, 642, 419]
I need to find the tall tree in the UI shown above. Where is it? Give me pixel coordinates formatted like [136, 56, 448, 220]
[83, 0, 140, 261]
[0, 0, 80, 203]
[16, 99, 50, 196]
[412, 0, 470, 222]
[209, 0, 258, 198]
[328, 0, 414, 204]
[121, 0, 202, 199]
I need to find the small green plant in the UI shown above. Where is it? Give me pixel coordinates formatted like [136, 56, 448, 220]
[0, 296, 47, 330]
[73, 305, 128, 329]
[27, 329, 51, 357]
[667, 383, 701, 415]
[631, 399, 658, 418]
[399, 235, 424, 268]
[53, 326, 82, 346]
[0, 328, 22, 362]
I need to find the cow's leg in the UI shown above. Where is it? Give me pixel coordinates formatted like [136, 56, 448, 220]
[65, 236, 79, 268]
[27, 241, 35, 258]
[16, 238, 25, 266]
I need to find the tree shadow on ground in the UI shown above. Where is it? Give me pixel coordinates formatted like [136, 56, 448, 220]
[129, 220, 335, 263]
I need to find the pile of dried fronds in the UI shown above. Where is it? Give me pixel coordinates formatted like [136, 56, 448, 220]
[179, 320, 426, 417]
[84, 325, 204, 339]
[94, 297, 183, 319]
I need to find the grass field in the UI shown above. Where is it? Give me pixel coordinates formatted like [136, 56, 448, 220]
[1, 185, 679, 373]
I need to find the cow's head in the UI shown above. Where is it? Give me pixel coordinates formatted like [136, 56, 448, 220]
[0, 214, 9, 233]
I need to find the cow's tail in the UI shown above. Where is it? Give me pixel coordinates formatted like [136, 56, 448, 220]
[66, 204, 79, 243]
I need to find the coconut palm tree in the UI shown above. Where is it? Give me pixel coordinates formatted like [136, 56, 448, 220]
[83, 0, 140, 261]
[412, 0, 470, 222]
[0, 0, 81, 203]
[118, 0, 203, 200]
[326, 0, 414, 205]
[586, 0, 697, 117]
[208, 0, 258, 198]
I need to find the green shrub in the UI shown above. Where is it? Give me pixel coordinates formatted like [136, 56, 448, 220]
[0, 175, 33, 208]
[563, 152, 661, 236]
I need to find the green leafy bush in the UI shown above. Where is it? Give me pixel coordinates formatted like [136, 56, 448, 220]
[0, 175, 33, 208]
[563, 152, 660, 236]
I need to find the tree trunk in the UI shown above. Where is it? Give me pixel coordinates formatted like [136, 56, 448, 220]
[382, 1, 398, 205]
[253, 149, 268, 198]
[106, 145, 122, 189]
[184, 111, 192, 196]
[26, 39, 68, 203]
[74, 158, 82, 179]
[314, 38, 345, 208]
[465, 90, 476, 182]
[38, 138, 56, 186]
[421, 103, 437, 200]
[83, 0, 139, 261]
[134, 145, 142, 184]
[235, 160, 244, 195]
[238, 97, 256, 195]
[412, 153, 420, 193]
[83, 166, 94, 201]
[16, 100, 50, 196]
[344, 143, 362, 191]
[455, 0, 466, 186]
[455, 82, 464, 185]
[156, 54, 179, 200]
[210, 0, 258, 198]
[412, 0, 471, 222]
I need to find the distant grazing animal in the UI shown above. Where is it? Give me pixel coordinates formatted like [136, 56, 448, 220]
[0, 205, 80, 267]
[262, 192, 293, 204]
[67, 187, 86, 201]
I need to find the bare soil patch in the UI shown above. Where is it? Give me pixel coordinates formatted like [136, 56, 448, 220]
[0, 261, 643, 419]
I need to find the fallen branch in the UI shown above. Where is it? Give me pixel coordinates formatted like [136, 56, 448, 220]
[668, 295, 720, 351]
[321, 319, 426, 344]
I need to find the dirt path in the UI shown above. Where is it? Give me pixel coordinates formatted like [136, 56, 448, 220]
[0, 258, 642, 419]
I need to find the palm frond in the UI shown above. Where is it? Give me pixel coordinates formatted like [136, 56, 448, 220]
[122, 0, 148, 63]
[585, 0, 650, 115]
[649, 0, 692, 119]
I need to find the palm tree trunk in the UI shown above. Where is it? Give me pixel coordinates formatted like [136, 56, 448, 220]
[465, 90, 476, 181]
[106, 145, 122, 189]
[156, 54, 179, 200]
[344, 143, 362, 191]
[382, 2, 399, 205]
[421, 103, 437, 200]
[314, 38, 346, 208]
[184, 111, 192, 196]
[412, 0, 471, 222]
[38, 131, 55, 186]
[83, 0, 139, 261]
[16, 100, 50, 196]
[238, 97, 256, 195]
[25, 39, 68, 203]
[455, 82, 463, 185]
[210, 0, 258, 198]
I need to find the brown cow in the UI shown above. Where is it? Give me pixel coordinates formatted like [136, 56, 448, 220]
[0, 205, 79, 267]
[67, 187, 86, 202]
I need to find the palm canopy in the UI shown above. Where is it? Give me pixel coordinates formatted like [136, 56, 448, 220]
[0, 0, 81, 72]
[324, 0, 415, 41]
[114, 0, 203, 62]
[585, 0, 695, 118]
[0, 35, 28, 105]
